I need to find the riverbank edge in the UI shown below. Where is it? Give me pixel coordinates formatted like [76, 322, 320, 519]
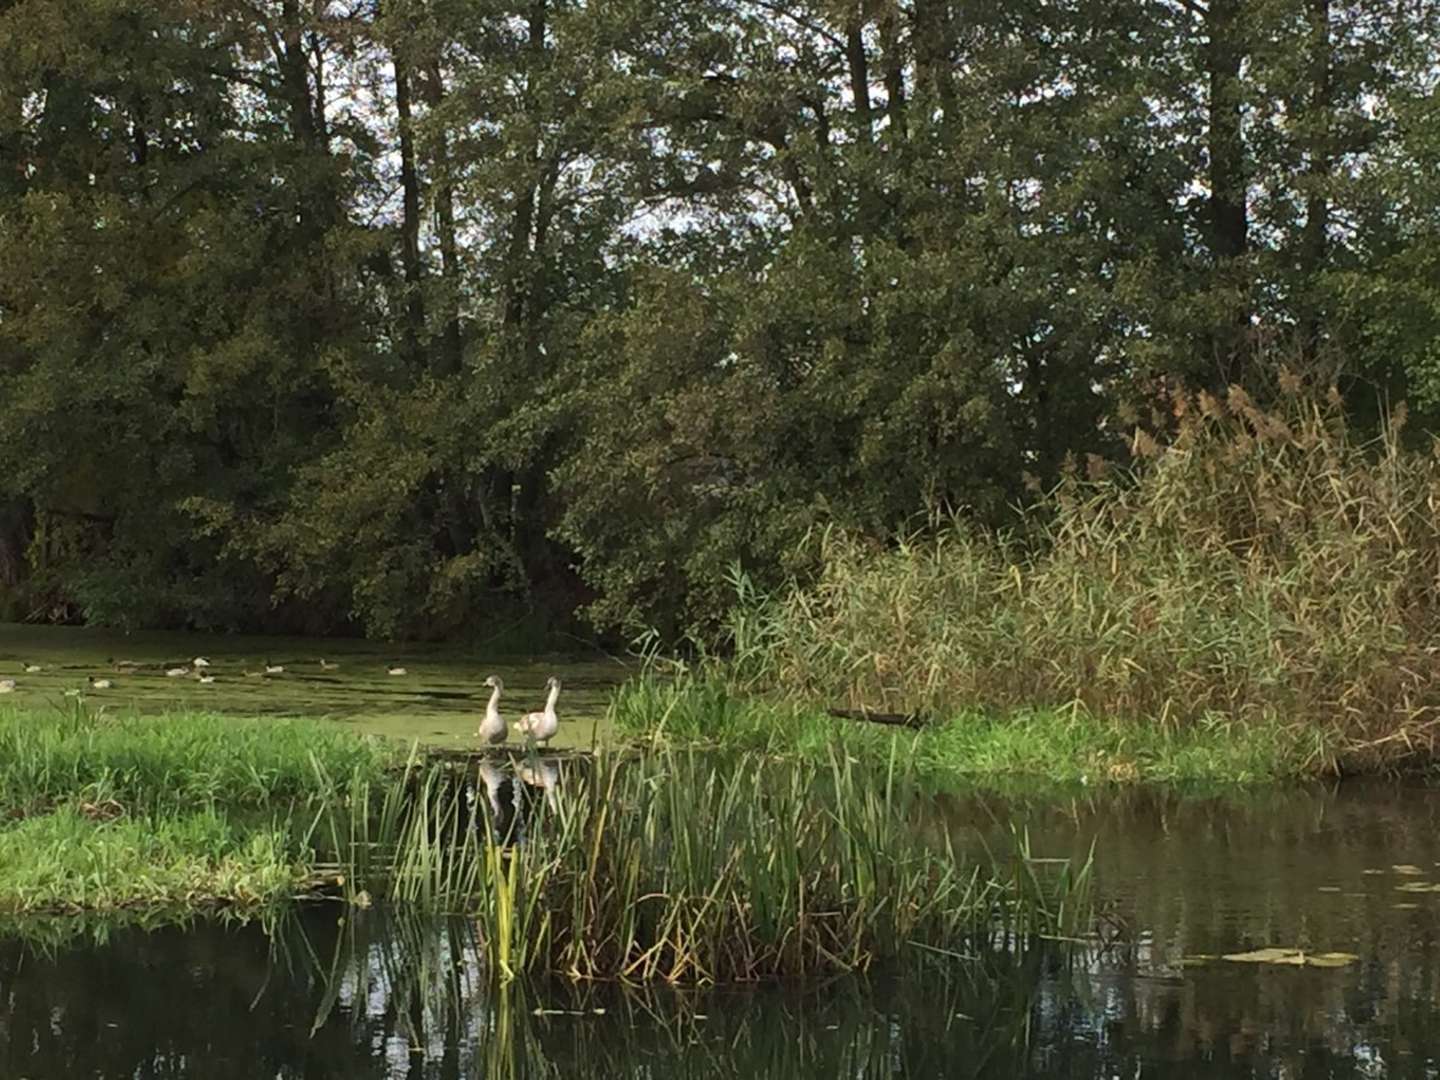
[606, 675, 1361, 787]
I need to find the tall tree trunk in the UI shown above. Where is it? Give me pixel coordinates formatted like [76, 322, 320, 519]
[279, 0, 318, 147]
[1206, 0, 1249, 381]
[392, 42, 427, 365]
[1300, 0, 1331, 362]
[845, 19, 873, 146]
[879, 9, 906, 143]
[420, 61, 463, 376]
[502, 0, 547, 350]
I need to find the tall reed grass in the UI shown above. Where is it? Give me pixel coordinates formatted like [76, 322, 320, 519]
[723, 387, 1440, 768]
[324, 748, 1091, 981]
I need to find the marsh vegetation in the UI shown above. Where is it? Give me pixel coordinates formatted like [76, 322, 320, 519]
[0, 703, 1091, 981]
[618, 390, 1440, 779]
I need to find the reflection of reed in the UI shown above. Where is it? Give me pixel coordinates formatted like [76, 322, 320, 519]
[6, 904, 1440, 1077]
[287, 906, 1052, 1078]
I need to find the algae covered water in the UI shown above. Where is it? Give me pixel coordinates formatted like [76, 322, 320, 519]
[0, 623, 625, 749]
[6, 780, 1440, 1077]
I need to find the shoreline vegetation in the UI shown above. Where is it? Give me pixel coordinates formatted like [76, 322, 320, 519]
[616, 389, 1440, 781]
[5, 388, 1440, 968]
[0, 705, 1091, 978]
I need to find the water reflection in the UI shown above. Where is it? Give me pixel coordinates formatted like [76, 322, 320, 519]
[6, 782, 1440, 1077]
[458, 753, 568, 844]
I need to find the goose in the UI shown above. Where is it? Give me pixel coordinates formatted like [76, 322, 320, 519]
[88, 676, 113, 690]
[513, 676, 561, 746]
[192, 657, 211, 669]
[0, 679, 15, 693]
[165, 666, 190, 678]
[478, 675, 507, 744]
[387, 664, 408, 676]
[264, 661, 284, 675]
[22, 663, 42, 674]
[319, 658, 339, 671]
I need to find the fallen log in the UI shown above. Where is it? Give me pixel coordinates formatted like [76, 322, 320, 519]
[826, 707, 928, 730]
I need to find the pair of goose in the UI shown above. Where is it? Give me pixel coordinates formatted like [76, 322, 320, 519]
[477, 675, 561, 746]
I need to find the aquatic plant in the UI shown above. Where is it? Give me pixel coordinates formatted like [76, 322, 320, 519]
[325, 747, 1092, 982]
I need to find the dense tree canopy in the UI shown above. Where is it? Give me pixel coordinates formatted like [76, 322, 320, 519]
[0, 0, 1436, 638]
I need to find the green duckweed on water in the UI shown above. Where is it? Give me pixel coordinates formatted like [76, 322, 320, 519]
[0, 622, 625, 750]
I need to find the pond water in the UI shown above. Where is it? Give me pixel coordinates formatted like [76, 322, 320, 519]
[5, 779, 1440, 1077]
[0, 623, 626, 749]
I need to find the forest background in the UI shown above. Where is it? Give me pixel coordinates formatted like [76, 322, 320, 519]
[1, 0, 1437, 644]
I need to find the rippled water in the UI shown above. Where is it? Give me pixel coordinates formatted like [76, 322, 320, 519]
[5, 780, 1440, 1077]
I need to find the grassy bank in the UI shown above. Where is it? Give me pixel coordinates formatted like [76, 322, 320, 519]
[0, 706, 394, 914]
[609, 674, 1331, 785]
[683, 389, 1440, 777]
[0, 706, 1091, 981]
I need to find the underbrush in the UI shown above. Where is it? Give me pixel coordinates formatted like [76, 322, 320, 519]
[716, 387, 1440, 772]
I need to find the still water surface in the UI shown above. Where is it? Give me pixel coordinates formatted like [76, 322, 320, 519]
[5, 780, 1440, 1077]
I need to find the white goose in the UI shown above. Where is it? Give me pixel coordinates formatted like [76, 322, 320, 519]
[478, 675, 507, 744]
[513, 676, 561, 746]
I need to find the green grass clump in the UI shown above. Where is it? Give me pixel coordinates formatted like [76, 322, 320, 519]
[718, 388, 1440, 772]
[334, 748, 1091, 981]
[0, 705, 396, 919]
[0, 806, 300, 914]
[0, 705, 394, 816]
[609, 674, 1326, 785]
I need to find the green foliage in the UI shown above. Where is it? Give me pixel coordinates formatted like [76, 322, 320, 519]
[0, 0, 1437, 637]
[0, 706, 395, 816]
[609, 673, 1325, 785]
[0, 706, 395, 915]
[702, 388, 1440, 768]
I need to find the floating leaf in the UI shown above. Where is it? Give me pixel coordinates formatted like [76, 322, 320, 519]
[1392, 864, 1425, 875]
[1316, 886, 1341, 893]
[1396, 881, 1440, 893]
[1306, 952, 1360, 968]
[1221, 947, 1358, 968]
[1224, 948, 1307, 965]
[1395, 902, 1420, 910]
